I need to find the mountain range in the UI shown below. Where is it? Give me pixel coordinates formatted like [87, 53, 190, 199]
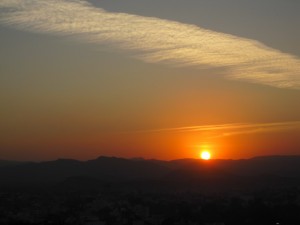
[1, 156, 300, 191]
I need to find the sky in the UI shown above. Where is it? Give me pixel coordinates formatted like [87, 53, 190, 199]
[0, 0, 300, 161]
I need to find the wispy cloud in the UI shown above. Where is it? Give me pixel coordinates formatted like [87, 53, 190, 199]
[131, 121, 300, 138]
[1, 0, 300, 89]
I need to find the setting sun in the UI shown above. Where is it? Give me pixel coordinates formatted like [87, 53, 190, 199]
[200, 151, 211, 160]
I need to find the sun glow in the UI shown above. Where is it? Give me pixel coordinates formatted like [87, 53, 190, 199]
[200, 151, 211, 160]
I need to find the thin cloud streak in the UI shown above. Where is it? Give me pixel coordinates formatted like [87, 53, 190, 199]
[131, 121, 300, 138]
[1, 0, 300, 88]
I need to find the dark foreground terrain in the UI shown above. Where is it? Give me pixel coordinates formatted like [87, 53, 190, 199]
[1, 156, 300, 225]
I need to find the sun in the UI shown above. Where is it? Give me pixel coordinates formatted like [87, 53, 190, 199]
[200, 151, 211, 160]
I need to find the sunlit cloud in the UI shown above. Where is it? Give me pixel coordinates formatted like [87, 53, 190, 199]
[132, 121, 300, 138]
[1, 0, 300, 88]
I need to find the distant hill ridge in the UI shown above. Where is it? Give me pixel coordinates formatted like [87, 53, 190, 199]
[0, 160, 29, 167]
[1, 155, 300, 190]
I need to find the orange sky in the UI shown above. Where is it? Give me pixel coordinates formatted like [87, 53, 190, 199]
[0, 0, 300, 161]
[1, 121, 300, 161]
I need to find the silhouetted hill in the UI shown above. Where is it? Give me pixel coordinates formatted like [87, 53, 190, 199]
[0, 156, 170, 184]
[0, 160, 29, 167]
[1, 155, 300, 191]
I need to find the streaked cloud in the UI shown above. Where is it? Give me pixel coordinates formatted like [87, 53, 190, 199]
[132, 121, 300, 138]
[1, 0, 300, 89]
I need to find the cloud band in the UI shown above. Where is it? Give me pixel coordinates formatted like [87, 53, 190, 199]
[130, 121, 300, 139]
[1, 0, 300, 89]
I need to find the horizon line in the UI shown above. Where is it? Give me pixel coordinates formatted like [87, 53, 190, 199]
[2, 154, 300, 163]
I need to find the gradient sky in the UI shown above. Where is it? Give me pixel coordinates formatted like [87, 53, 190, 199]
[1, 0, 300, 161]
